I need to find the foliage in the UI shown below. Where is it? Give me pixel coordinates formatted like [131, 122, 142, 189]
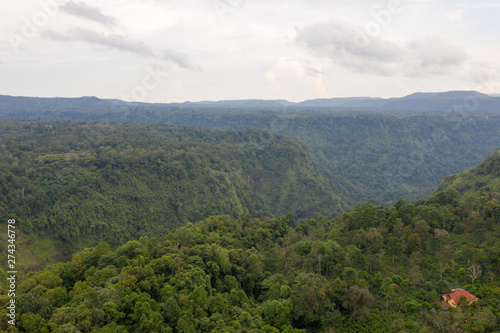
[1, 96, 499, 204]
[0, 120, 499, 332]
[2, 150, 500, 332]
[0, 120, 352, 267]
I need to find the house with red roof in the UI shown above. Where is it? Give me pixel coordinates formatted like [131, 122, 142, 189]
[439, 288, 479, 310]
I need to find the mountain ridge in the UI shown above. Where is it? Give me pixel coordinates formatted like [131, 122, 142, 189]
[1, 90, 499, 113]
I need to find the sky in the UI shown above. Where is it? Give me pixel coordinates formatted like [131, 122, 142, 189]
[1, 0, 500, 103]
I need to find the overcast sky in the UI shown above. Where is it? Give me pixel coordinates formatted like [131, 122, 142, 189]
[1, 0, 499, 102]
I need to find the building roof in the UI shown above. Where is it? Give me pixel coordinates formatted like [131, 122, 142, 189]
[441, 289, 478, 304]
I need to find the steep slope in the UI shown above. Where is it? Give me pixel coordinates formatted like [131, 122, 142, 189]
[3, 153, 499, 333]
[419, 149, 500, 233]
[0, 120, 356, 269]
[433, 149, 500, 198]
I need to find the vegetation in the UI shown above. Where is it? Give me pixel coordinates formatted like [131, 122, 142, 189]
[1, 148, 499, 332]
[1, 95, 499, 204]
[0, 120, 356, 269]
[433, 150, 500, 200]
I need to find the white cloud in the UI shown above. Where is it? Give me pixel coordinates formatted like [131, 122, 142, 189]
[296, 18, 403, 76]
[445, 10, 465, 22]
[465, 62, 500, 92]
[41, 27, 198, 69]
[262, 58, 327, 99]
[60, 1, 118, 26]
[405, 37, 468, 76]
[42, 28, 152, 55]
[296, 19, 468, 77]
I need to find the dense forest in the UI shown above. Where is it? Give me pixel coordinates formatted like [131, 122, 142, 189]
[1, 150, 498, 332]
[1, 95, 498, 204]
[0, 120, 357, 270]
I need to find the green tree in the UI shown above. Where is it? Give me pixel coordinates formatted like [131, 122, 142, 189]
[381, 277, 395, 310]
[262, 299, 292, 328]
[161, 297, 180, 327]
[20, 313, 49, 333]
[404, 300, 421, 314]
[342, 286, 374, 321]
[387, 237, 401, 263]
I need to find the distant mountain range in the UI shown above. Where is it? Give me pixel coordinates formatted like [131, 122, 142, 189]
[180, 90, 498, 112]
[1, 90, 499, 114]
[299, 91, 496, 111]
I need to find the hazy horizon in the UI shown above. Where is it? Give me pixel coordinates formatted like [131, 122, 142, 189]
[1, 89, 497, 104]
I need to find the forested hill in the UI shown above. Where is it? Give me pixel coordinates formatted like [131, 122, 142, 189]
[433, 149, 500, 199]
[0, 120, 356, 268]
[2, 146, 499, 332]
[1, 94, 499, 204]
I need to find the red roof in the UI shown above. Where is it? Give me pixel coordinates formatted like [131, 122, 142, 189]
[441, 289, 478, 304]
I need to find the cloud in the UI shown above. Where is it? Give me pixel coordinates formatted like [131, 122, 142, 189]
[296, 18, 468, 77]
[405, 37, 468, 76]
[60, 1, 118, 26]
[295, 19, 403, 76]
[157, 49, 199, 70]
[264, 58, 327, 98]
[466, 63, 499, 92]
[42, 28, 153, 55]
[42, 28, 198, 69]
[445, 10, 465, 22]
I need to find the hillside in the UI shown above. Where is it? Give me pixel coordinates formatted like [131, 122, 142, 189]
[2, 150, 499, 332]
[433, 150, 500, 199]
[0, 120, 356, 270]
[1, 94, 499, 204]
